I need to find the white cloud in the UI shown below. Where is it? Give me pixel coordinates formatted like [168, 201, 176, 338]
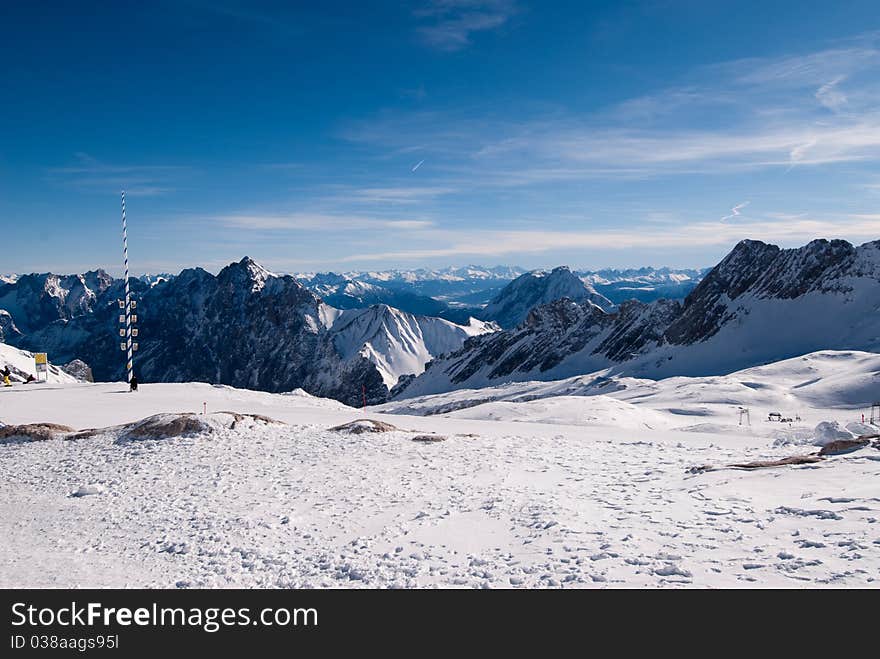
[339, 216, 880, 262]
[730, 47, 879, 87]
[216, 212, 435, 231]
[48, 153, 186, 196]
[349, 186, 456, 204]
[815, 76, 848, 111]
[415, 0, 519, 51]
[343, 36, 880, 182]
[721, 201, 750, 222]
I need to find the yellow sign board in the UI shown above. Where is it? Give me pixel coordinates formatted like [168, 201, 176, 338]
[34, 353, 48, 365]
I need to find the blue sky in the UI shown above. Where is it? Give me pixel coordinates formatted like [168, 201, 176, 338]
[2, 1, 880, 275]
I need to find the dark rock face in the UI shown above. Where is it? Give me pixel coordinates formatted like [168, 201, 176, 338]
[0, 310, 21, 343]
[598, 299, 682, 361]
[9, 257, 475, 407]
[0, 270, 113, 334]
[15, 258, 390, 406]
[441, 296, 674, 386]
[61, 359, 93, 382]
[663, 238, 865, 345]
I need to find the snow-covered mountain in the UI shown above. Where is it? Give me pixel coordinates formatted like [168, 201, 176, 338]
[0, 269, 113, 334]
[479, 266, 614, 328]
[296, 265, 528, 312]
[397, 239, 880, 398]
[329, 305, 495, 388]
[7, 258, 491, 405]
[579, 266, 706, 287]
[349, 265, 526, 284]
[295, 264, 704, 314]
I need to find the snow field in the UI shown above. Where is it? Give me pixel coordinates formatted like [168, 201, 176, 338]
[1, 356, 879, 588]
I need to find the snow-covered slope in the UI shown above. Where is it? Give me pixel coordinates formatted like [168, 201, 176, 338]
[480, 266, 614, 328]
[2, 354, 878, 589]
[398, 239, 880, 398]
[381, 350, 880, 428]
[329, 305, 495, 388]
[401, 296, 680, 397]
[0, 342, 77, 384]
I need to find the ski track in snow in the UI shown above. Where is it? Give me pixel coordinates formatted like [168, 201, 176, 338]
[1, 382, 878, 588]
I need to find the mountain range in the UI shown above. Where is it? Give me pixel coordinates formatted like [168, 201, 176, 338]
[2, 240, 875, 406]
[397, 239, 880, 398]
[0, 258, 495, 405]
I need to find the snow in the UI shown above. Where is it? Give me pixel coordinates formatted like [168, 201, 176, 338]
[329, 305, 495, 388]
[396, 241, 880, 399]
[812, 421, 856, 446]
[579, 267, 705, 287]
[481, 266, 614, 328]
[382, 350, 880, 426]
[1, 348, 878, 588]
[0, 342, 77, 384]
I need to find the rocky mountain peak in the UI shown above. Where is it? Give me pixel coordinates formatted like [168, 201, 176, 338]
[481, 266, 614, 329]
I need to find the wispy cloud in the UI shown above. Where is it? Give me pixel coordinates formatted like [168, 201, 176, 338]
[414, 0, 519, 51]
[721, 201, 750, 222]
[342, 37, 880, 182]
[347, 186, 456, 204]
[727, 47, 880, 87]
[815, 76, 848, 111]
[216, 212, 435, 231]
[339, 215, 880, 262]
[47, 153, 185, 196]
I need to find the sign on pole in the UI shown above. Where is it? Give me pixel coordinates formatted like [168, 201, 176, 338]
[34, 353, 48, 382]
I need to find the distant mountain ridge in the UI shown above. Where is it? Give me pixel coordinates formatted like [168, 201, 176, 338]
[297, 272, 448, 317]
[579, 266, 708, 304]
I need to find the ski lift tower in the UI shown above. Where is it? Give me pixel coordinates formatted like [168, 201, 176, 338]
[118, 191, 139, 386]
